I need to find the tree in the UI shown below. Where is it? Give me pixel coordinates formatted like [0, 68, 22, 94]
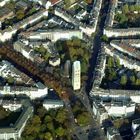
[107, 57, 114, 68]
[81, 59, 88, 74]
[0, 106, 10, 119]
[55, 127, 65, 137]
[129, 5, 135, 12]
[130, 76, 136, 85]
[40, 124, 47, 133]
[101, 35, 109, 42]
[44, 115, 52, 123]
[16, 9, 25, 20]
[37, 107, 46, 118]
[116, 58, 121, 68]
[44, 132, 53, 140]
[76, 112, 91, 126]
[7, 76, 14, 84]
[120, 75, 127, 86]
[55, 109, 67, 123]
[122, 4, 129, 14]
[115, 13, 128, 26]
[108, 69, 117, 81]
[31, 115, 41, 126]
[136, 78, 140, 86]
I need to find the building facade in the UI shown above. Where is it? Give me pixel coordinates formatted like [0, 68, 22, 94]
[43, 99, 64, 110]
[72, 61, 81, 90]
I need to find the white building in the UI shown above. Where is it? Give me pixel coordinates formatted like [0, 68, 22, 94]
[0, 0, 10, 7]
[0, 99, 33, 140]
[132, 118, 140, 135]
[49, 57, 61, 67]
[93, 100, 108, 124]
[43, 99, 64, 110]
[0, 82, 48, 99]
[104, 101, 136, 117]
[72, 61, 81, 90]
[107, 126, 122, 140]
[0, 99, 22, 112]
[24, 30, 83, 42]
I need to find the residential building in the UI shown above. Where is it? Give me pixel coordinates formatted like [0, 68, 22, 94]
[64, 0, 78, 7]
[104, 44, 140, 71]
[104, 100, 135, 117]
[0, 99, 22, 112]
[0, 7, 14, 22]
[93, 100, 109, 124]
[0, 9, 47, 42]
[0, 60, 35, 85]
[110, 39, 140, 61]
[22, 30, 83, 42]
[49, 57, 61, 67]
[132, 118, 140, 135]
[43, 99, 64, 110]
[16, 1, 28, 11]
[72, 61, 81, 90]
[0, 82, 48, 99]
[107, 126, 122, 140]
[0, 99, 33, 140]
[14, 40, 46, 65]
[0, 0, 10, 7]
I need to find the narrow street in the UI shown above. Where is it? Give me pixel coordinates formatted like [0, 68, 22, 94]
[86, 0, 110, 93]
[73, 0, 110, 139]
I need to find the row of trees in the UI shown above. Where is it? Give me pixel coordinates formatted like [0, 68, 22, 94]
[0, 45, 69, 99]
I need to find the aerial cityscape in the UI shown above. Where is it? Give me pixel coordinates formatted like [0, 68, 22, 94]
[0, 0, 140, 140]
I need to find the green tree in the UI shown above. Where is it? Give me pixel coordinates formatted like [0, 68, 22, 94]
[55, 127, 65, 137]
[46, 122, 54, 131]
[0, 106, 10, 119]
[40, 124, 47, 133]
[101, 35, 109, 42]
[129, 5, 135, 12]
[7, 76, 14, 84]
[55, 109, 67, 123]
[37, 107, 46, 118]
[44, 132, 53, 140]
[16, 9, 25, 20]
[108, 69, 117, 81]
[115, 13, 128, 25]
[120, 75, 127, 86]
[107, 57, 114, 68]
[32, 115, 41, 125]
[136, 78, 140, 86]
[81, 59, 88, 73]
[116, 58, 121, 68]
[76, 112, 91, 127]
[44, 115, 52, 123]
[130, 76, 136, 85]
[122, 4, 129, 14]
